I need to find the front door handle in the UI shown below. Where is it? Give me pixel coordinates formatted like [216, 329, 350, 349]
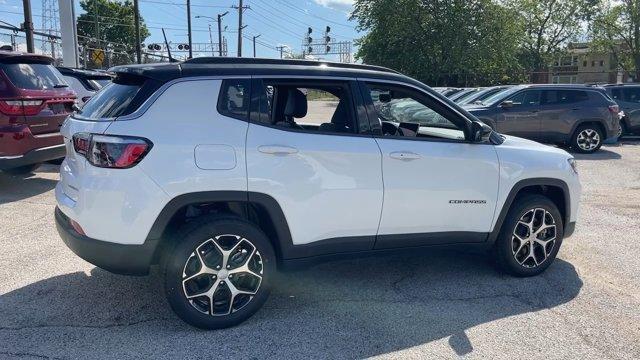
[389, 151, 421, 161]
[258, 145, 298, 155]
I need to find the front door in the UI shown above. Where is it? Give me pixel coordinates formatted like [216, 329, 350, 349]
[359, 81, 500, 249]
[495, 89, 542, 140]
[245, 78, 383, 255]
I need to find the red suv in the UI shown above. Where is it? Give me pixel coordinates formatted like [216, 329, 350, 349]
[0, 51, 76, 174]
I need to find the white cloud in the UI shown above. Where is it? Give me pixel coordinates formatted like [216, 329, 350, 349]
[313, 0, 354, 13]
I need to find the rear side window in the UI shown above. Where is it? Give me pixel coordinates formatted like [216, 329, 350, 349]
[0, 63, 65, 90]
[217, 79, 251, 120]
[77, 74, 160, 120]
[609, 88, 622, 100]
[541, 90, 588, 105]
[622, 87, 640, 103]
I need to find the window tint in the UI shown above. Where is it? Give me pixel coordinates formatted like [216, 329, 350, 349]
[508, 90, 540, 106]
[78, 75, 159, 120]
[1, 63, 65, 90]
[622, 87, 640, 103]
[218, 79, 251, 120]
[541, 90, 588, 105]
[254, 80, 356, 134]
[609, 88, 622, 100]
[363, 82, 466, 141]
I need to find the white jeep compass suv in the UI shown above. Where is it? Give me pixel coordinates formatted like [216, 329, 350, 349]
[55, 58, 581, 329]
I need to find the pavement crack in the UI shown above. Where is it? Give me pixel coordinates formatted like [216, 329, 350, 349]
[0, 317, 172, 331]
[0, 351, 63, 359]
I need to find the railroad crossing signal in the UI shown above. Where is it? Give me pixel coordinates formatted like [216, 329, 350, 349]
[90, 49, 105, 66]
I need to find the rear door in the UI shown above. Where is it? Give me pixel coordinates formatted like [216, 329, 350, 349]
[245, 78, 383, 255]
[495, 89, 541, 139]
[538, 89, 588, 143]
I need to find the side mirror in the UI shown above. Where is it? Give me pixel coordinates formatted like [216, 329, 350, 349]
[500, 100, 514, 108]
[471, 120, 493, 143]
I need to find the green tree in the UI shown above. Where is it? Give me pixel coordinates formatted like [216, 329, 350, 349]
[591, 0, 640, 79]
[507, 0, 597, 81]
[351, 0, 524, 86]
[77, 0, 150, 67]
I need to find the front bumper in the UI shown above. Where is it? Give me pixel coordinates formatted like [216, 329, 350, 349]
[55, 207, 158, 275]
[0, 143, 65, 170]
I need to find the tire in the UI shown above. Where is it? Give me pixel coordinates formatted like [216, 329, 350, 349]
[571, 124, 603, 153]
[2, 163, 41, 175]
[163, 216, 276, 329]
[494, 194, 564, 277]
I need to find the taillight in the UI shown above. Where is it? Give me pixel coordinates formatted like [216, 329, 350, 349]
[609, 104, 619, 113]
[72, 133, 152, 169]
[0, 99, 44, 116]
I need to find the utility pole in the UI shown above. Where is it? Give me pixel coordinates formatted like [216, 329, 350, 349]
[253, 34, 260, 57]
[218, 11, 228, 57]
[232, 0, 249, 57]
[133, 0, 141, 63]
[276, 45, 285, 59]
[22, 0, 35, 53]
[186, 0, 193, 58]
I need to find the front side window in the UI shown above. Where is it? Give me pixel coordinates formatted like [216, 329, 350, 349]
[253, 79, 357, 135]
[363, 82, 466, 141]
[508, 90, 541, 106]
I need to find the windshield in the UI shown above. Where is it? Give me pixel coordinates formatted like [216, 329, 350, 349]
[1, 63, 66, 90]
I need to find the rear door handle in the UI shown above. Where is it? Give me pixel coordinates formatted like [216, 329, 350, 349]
[258, 145, 298, 155]
[389, 151, 421, 161]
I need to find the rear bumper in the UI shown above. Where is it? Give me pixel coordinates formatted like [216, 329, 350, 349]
[55, 207, 158, 275]
[0, 143, 65, 170]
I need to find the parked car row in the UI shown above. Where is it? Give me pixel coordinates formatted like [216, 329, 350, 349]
[435, 84, 624, 153]
[0, 51, 112, 174]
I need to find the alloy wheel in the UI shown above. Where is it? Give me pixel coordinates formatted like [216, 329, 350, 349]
[511, 208, 556, 268]
[181, 234, 263, 316]
[576, 129, 600, 151]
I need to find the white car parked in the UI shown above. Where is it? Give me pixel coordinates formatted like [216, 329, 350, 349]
[57, 67, 112, 106]
[55, 58, 581, 329]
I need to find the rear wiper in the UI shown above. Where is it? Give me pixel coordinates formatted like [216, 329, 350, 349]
[54, 84, 69, 88]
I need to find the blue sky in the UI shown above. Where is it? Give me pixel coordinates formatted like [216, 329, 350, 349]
[0, 0, 361, 60]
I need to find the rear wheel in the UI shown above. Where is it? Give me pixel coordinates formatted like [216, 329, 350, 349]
[163, 216, 275, 329]
[494, 194, 564, 277]
[571, 124, 602, 153]
[2, 163, 41, 175]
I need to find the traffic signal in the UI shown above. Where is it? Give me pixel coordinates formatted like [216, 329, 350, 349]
[177, 44, 190, 50]
[326, 45, 331, 53]
[308, 46, 313, 54]
[147, 43, 161, 51]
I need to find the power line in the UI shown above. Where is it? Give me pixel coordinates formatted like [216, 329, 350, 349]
[272, 0, 356, 29]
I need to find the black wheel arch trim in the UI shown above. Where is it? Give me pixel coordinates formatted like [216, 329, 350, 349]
[487, 177, 571, 244]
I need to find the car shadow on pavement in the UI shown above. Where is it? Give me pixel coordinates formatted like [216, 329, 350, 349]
[0, 250, 582, 358]
[0, 171, 57, 205]
[573, 148, 621, 160]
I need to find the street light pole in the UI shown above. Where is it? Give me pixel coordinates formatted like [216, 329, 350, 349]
[253, 34, 260, 58]
[218, 11, 228, 57]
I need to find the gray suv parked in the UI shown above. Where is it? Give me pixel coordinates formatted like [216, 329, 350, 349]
[465, 85, 620, 153]
[603, 84, 640, 135]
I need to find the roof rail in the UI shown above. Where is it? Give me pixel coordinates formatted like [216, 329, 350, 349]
[182, 57, 400, 74]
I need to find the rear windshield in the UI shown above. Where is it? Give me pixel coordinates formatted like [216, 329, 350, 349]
[77, 75, 160, 119]
[1, 63, 66, 90]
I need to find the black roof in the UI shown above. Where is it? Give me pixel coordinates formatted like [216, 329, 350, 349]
[108, 57, 424, 88]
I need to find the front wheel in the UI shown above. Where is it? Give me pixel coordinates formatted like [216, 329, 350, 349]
[571, 124, 602, 153]
[494, 194, 564, 277]
[163, 216, 276, 329]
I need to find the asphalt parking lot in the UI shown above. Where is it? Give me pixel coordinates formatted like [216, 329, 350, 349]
[1, 140, 639, 359]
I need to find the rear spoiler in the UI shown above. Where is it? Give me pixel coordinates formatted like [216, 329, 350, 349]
[0, 53, 54, 65]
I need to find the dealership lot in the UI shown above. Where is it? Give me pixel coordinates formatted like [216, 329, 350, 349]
[0, 141, 639, 359]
